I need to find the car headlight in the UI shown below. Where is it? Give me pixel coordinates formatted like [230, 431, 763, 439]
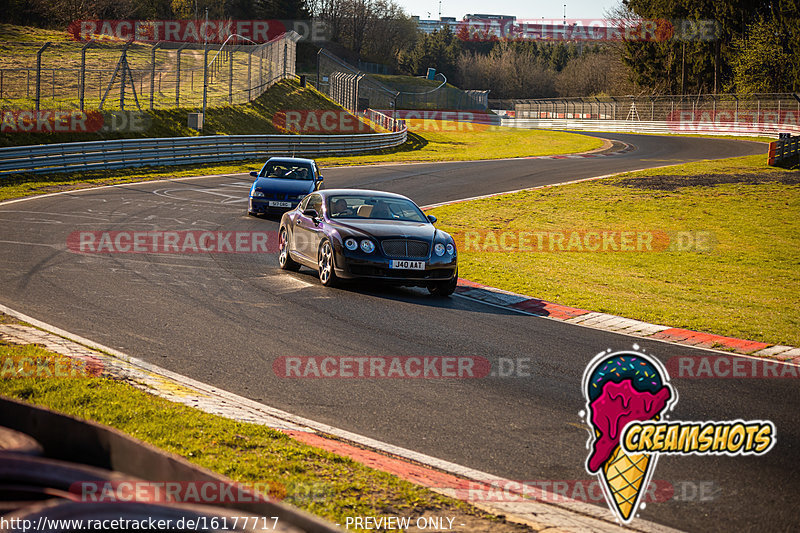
[434, 243, 446, 256]
[344, 238, 358, 251]
[446, 243, 455, 255]
[251, 190, 265, 198]
[360, 240, 375, 253]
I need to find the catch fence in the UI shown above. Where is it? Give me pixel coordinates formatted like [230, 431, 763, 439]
[0, 32, 300, 111]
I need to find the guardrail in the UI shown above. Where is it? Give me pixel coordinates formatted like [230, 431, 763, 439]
[769, 135, 799, 167]
[499, 117, 800, 138]
[0, 120, 407, 177]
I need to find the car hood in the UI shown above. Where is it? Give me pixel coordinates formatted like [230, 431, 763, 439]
[253, 177, 314, 194]
[333, 220, 441, 241]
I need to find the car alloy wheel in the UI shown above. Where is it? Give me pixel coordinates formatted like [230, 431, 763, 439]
[318, 240, 337, 286]
[278, 227, 300, 271]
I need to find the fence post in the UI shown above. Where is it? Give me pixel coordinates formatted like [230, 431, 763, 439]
[79, 40, 94, 111]
[175, 43, 188, 107]
[35, 42, 52, 111]
[202, 47, 209, 125]
[283, 40, 287, 79]
[247, 49, 252, 100]
[120, 52, 126, 111]
[150, 42, 161, 110]
[229, 49, 233, 104]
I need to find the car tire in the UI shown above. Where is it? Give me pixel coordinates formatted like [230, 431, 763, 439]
[278, 227, 301, 271]
[318, 239, 338, 287]
[428, 270, 457, 297]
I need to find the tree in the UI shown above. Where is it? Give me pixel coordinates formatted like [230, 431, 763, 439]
[399, 25, 461, 79]
[728, 18, 794, 93]
[311, 0, 414, 65]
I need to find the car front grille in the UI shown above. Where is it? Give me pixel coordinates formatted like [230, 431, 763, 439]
[349, 265, 453, 279]
[380, 239, 429, 258]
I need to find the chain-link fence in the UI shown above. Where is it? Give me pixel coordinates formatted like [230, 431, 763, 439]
[491, 94, 800, 123]
[316, 49, 398, 111]
[0, 32, 300, 111]
[316, 49, 488, 111]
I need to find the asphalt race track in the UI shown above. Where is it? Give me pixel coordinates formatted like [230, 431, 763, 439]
[1, 133, 795, 531]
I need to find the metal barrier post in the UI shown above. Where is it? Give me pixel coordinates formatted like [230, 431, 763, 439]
[150, 42, 161, 110]
[175, 43, 188, 107]
[202, 47, 209, 128]
[120, 52, 126, 111]
[35, 42, 52, 111]
[79, 41, 95, 111]
[229, 49, 233, 104]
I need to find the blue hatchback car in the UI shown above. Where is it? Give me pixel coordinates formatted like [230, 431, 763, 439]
[247, 157, 324, 216]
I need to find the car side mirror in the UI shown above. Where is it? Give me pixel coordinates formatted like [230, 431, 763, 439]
[427, 214, 437, 223]
[303, 208, 319, 218]
[249, 171, 258, 178]
[318, 174, 324, 181]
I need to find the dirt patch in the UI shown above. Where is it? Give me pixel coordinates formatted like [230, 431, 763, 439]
[614, 171, 800, 191]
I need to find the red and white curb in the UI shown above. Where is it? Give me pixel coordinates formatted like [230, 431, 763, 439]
[0, 304, 680, 533]
[453, 279, 800, 362]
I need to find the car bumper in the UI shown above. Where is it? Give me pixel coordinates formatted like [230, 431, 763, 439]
[249, 198, 300, 215]
[334, 249, 457, 285]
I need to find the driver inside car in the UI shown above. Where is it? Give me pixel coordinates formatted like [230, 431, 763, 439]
[370, 201, 391, 219]
[331, 199, 348, 216]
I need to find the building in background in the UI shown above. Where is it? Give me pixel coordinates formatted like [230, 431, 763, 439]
[412, 14, 516, 35]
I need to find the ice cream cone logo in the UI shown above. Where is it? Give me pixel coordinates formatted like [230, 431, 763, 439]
[582, 349, 676, 523]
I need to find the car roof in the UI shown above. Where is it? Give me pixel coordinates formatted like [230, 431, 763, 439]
[317, 189, 415, 202]
[266, 157, 316, 165]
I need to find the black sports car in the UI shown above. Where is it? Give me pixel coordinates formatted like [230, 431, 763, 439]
[278, 189, 458, 296]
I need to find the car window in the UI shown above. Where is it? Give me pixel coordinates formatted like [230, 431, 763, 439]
[299, 195, 312, 211]
[261, 162, 313, 180]
[327, 195, 427, 222]
[305, 194, 323, 214]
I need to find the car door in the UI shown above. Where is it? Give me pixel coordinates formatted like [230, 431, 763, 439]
[292, 193, 324, 263]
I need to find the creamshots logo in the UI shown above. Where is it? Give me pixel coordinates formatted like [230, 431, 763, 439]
[581, 348, 776, 524]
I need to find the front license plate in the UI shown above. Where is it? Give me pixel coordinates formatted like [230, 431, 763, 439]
[390, 260, 425, 270]
[268, 201, 291, 208]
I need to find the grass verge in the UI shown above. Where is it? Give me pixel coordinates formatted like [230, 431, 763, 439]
[0, 79, 353, 147]
[0, 341, 527, 532]
[428, 154, 800, 346]
[0, 126, 602, 202]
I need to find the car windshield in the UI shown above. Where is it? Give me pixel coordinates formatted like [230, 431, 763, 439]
[260, 162, 313, 180]
[327, 195, 428, 223]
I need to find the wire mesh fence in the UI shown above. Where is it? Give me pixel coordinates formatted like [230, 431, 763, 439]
[316, 49, 488, 112]
[491, 94, 800, 125]
[0, 32, 300, 112]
